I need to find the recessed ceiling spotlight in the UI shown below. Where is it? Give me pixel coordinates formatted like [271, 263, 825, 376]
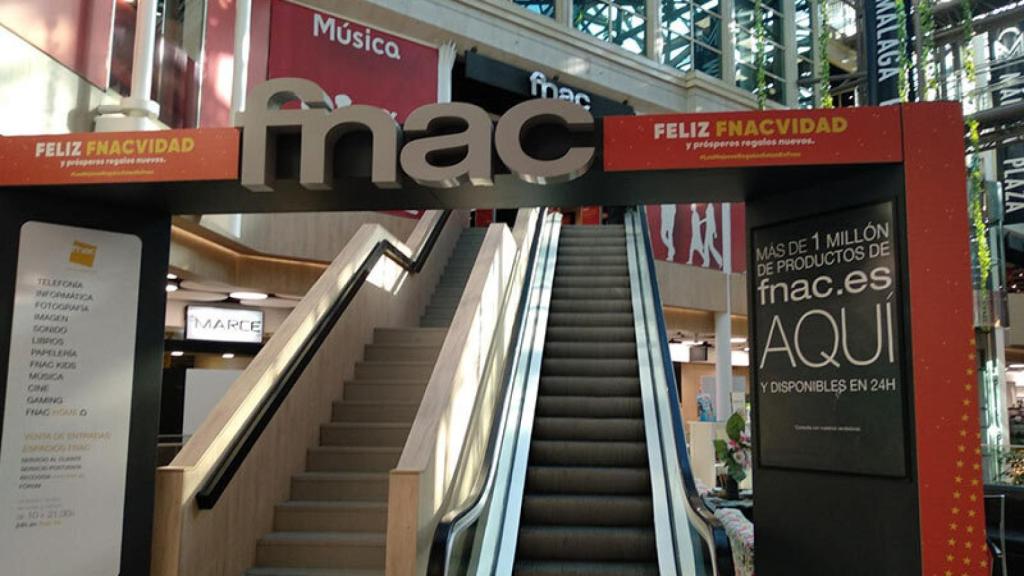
[1009, 363, 1024, 369]
[222, 353, 235, 359]
[170, 351, 184, 357]
[229, 291, 268, 301]
[167, 273, 178, 280]
[166, 283, 179, 293]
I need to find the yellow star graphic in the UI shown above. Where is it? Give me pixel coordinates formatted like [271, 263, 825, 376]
[965, 525, 974, 534]
[981, 559, 988, 568]
[949, 522, 958, 530]
[952, 506, 960, 515]
[948, 538, 957, 547]
[962, 556, 971, 565]
[972, 463, 980, 471]
[961, 414, 969, 422]
[953, 491, 961, 499]
[970, 478, 979, 486]
[956, 460, 965, 468]
[954, 476, 963, 484]
[966, 368, 974, 376]
[959, 429, 968, 437]
[964, 541, 972, 550]
[946, 554, 955, 562]
[962, 399, 971, 407]
[964, 384, 973, 392]
[967, 510, 976, 518]
[957, 445, 966, 452]
[969, 494, 977, 502]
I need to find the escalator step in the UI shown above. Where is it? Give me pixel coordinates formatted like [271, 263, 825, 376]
[526, 466, 650, 495]
[530, 440, 648, 467]
[538, 377, 640, 397]
[520, 494, 653, 527]
[543, 342, 636, 359]
[552, 276, 630, 288]
[545, 327, 635, 343]
[515, 526, 656, 562]
[549, 287, 632, 300]
[536, 396, 643, 418]
[541, 358, 638, 377]
[558, 237, 625, 247]
[557, 246, 625, 258]
[555, 255, 628, 266]
[553, 265, 629, 277]
[546, 313, 633, 327]
[533, 417, 644, 441]
[513, 561, 659, 576]
[548, 299, 632, 314]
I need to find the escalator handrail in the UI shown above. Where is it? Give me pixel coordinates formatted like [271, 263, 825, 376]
[426, 209, 548, 576]
[195, 210, 452, 510]
[636, 206, 736, 576]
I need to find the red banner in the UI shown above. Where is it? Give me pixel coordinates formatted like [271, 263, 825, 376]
[0, 128, 240, 186]
[645, 203, 746, 273]
[267, 0, 438, 122]
[604, 107, 902, 172]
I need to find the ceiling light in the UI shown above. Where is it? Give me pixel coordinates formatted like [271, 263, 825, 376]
[167, 273, 178, 280]
[170, 351, 184, 357]
[731, 337, 747, 343]
[1010, 364, 1024, 369]
[166, 283, 179, 293]
[230, 291, 268, 301]
[222, 353, 235, 359]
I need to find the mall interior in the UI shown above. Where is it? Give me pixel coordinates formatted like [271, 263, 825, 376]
[0, 1, 1022, 575]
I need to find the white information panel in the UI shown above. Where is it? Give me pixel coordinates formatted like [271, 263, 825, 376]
[0, 221, 141, 576]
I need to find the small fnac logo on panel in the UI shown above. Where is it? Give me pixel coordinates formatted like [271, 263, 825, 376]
[69, 240, 96, 268]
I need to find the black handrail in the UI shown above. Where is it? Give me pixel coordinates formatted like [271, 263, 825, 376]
[195, 210, 453, 509]
[426, 210, 547, 576]
[637, 206, 736, 576]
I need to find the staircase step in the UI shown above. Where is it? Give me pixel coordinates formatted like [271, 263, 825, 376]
[290, 472, 388, 502]
[539, 377, 641, 397]
[363, 344, 440, 362]
[533, 417, 644, 442]
[332, 401, 420, 423]
[529, 441, 648, 467]
[372, 327, 446, 346]
[535, 396, 643, 418]
[543, 342, 636, 359]
[541, 358, 638, 378]
[343, 380, 427, 403]
[546, 327, 635, 343]
[547, 313, 633, 327]
[255, 532, 385, 570]
[515, 526, 655, 562]
[420, 316, 453, 328]
[354, 361, 434, 380]
[306, 446, 401, 473]
[273, 501, 387, 533]
[520, 495, 653, 526]
[512, 561, 658, 576]
[549, 299, 632, 314]
[525, 466, 650, 495]
[319, 423, 411, 447]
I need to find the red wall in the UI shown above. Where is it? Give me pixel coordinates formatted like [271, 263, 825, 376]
[200, 0, 271, 128]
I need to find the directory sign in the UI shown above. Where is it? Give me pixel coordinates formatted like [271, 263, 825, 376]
[0, 222, 141, 575]
[752, 202, 907, 476]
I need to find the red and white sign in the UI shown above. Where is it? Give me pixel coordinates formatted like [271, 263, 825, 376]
[604, 107, 903, 172]
[645, 203, 747, 273]
[0, 128, 240, 186]
[267, 0, 439, 122]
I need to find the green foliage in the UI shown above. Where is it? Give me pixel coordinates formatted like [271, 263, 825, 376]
[895, 0, 910, 102]
[754, 0, 767, 110]
[917, 0, 938, 97]
[714, 412, 751, 483]
[817, 0, 833, 108]
[959, 0, 991, 291]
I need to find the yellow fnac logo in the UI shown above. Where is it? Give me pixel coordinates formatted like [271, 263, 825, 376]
[69, 240, 96, 268]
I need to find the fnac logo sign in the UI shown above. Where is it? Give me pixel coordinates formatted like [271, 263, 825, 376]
[237, 78, 596, 192]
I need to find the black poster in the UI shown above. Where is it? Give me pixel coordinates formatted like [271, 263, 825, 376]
[752, 202, 906, 477]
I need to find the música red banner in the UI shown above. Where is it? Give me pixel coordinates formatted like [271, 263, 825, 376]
[0, 128, 240, 186]
[267, 0, 439, 123]
[603, 107, 902, 172]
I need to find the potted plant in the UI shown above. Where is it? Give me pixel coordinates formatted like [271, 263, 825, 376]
[714, 411, 752, 500]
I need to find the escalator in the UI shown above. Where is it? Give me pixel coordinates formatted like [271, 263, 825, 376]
[428, 208, 733, 576]
[515, 224, 658, 575]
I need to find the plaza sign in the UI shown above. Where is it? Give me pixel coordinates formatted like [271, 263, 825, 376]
[237, 78, 596, 192]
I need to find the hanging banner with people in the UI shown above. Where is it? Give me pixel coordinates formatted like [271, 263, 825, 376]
[645, 203, 747, 272]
